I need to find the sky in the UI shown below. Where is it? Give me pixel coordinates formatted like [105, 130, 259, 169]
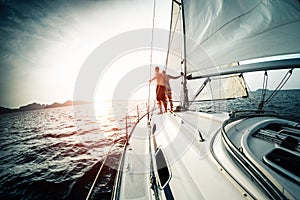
[0, 0, 299, 108]
[0, 0, 172, 108]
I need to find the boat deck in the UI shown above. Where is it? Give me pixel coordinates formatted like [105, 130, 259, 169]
[224, 117, 300, 199]
[150, 111, 269, 199]
[114, 111, 300, 199]
[114, 116, 154, 199]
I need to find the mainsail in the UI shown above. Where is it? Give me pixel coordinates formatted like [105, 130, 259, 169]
[167, 0, 300, 103]
[183, 0, 300, 76]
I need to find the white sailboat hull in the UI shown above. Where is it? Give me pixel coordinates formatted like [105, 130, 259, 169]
[113, 110, 299, 199]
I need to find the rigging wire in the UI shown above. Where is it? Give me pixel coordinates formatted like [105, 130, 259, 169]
[243, 73, 258, 104]
[86, 129, 123, 200]
[258, 69, 293, 110]
[258, 71, 268, 110]
[86, 147, 113, 200]
[86, 106, 146, 199]
[263, 68, 293, 107]
[147, 0, 157, 119]
[207, 78, 216, 111]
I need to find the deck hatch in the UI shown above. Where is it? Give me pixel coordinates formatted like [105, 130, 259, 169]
[263, 148, 300, 184]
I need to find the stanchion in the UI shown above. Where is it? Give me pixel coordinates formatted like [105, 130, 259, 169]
[125, 113, 128, 141]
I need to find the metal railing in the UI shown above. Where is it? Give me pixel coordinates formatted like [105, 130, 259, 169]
[111, 103, 152, 200]
[86, 102, 149, 200]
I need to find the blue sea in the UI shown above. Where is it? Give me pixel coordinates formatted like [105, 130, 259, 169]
[0, 90, 299, 200]
[190, 89, 300, 122]
[0, 101, 147, 200]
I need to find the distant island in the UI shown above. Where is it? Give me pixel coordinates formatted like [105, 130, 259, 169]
[0, 100, 91, 115]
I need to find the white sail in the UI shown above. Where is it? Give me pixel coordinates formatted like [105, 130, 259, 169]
[183, 0, 300, 75]
[165, 0, 182, 73]
[190, 74, 248, 101]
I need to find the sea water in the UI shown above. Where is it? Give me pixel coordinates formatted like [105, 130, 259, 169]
[191, 90, 300, 122]
[0, 101, 147, 200]
[0, 90, 300, 199]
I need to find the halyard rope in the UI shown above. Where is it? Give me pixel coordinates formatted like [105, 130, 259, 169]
[148, 0, 157, 119]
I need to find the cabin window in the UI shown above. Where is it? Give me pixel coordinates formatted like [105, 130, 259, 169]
[155, 148, 171, 189]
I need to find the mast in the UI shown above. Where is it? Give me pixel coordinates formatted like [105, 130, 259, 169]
[180, 0, 189, 109]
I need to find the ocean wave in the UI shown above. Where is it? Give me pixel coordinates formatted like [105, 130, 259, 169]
[44, 131, 78, 138]
[0, 102, 141, 199]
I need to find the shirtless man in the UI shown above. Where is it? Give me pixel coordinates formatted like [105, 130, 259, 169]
[162, 70, 183, 112]
[149, 66, 167, 114]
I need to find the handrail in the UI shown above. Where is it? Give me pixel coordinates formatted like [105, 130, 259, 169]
[209, 128, 257, 199]
[227, 110, 278, 123]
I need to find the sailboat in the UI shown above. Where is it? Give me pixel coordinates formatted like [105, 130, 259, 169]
[111, 0, 300, 199]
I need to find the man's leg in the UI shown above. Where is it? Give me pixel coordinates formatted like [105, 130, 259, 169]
[167, 93, 173, 111]
[163, 100, 167, 113]
[158, 101, 163, 114]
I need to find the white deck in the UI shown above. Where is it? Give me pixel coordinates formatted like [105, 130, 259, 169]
[225, 117, 300, 199]
[150, 112, 270, 199]
[116, 111, 281, 199]
[117, 116, 154, 200]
